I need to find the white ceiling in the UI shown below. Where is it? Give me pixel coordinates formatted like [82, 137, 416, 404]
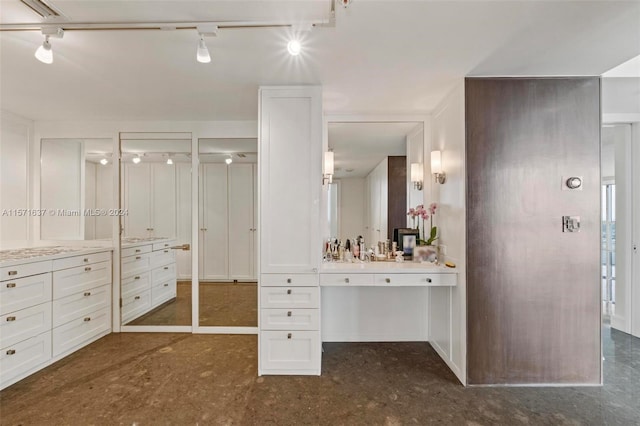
[1, 0, 639, 121]
[328, 122, 418, 178]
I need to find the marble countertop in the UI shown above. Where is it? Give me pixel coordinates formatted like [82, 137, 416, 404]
[120, 237, 176, 248]
[320, 261, 458, 274]
[0, 246, 113, 267]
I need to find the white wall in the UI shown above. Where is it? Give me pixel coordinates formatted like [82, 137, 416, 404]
[338, 178, 365, 240]
[429, 81, 467, 385]
[0, 111, 32, 244]
[632, 123, 640, 338]
[85, 161, 97, 239]
[95, 164, 114, 239]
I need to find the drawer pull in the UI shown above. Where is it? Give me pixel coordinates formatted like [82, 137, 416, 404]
[6, 349, 16, 355]
[84, 292, 91, 297]
[84, 267, 92, 272]
[385, 278, 391, 283]
[287, 289, 292, 295]
[135, 249, 141, 253]
[286, 278, 292, 284]
[164, 250, 169, 253]
[8, 271, 17, 276]
[426, 278, 432, 283]
[164, 244, 169, 247]
[136, 256, 142, 260]
[287, 333, 292, 339]
[287, 311, 292, 317]
[6, 283, 16, 288]
[164, 283, 169, 287]
[84, 317, 91, 322]
[134, 296, 141, 300]
[134, 276, 141, 280]
[83, 258, 89, 262]
[344, 278, 349, 283]
[6, 316, 16, 322]
[164, 267, 169, 270]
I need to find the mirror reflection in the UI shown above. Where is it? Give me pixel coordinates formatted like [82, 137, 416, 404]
[40, 138, 114, 240]
[119, 135, 192, 326]
[327, 122, 424, 253]
[198, 138, 257, 327]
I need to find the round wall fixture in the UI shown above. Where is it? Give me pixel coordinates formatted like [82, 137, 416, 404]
[566, 177, 582, 189]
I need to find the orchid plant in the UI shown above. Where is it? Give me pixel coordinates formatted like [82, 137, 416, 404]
[407, 203, 438, 246]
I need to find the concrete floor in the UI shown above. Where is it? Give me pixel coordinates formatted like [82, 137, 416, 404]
[0, 327, 638, 425]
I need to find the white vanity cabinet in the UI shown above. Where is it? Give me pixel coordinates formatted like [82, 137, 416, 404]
[258, 86, 323, 376]
[0, 248, 113, 390]
[121, 239, 176, 324]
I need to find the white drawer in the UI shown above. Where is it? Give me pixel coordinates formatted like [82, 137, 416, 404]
[319, 273, 375, 286]
[0, 331, 52, 387]
[0, 273, 52, 316]
[53, 261, 112, 300]
[52, 251, 112, 271]
[152, 263, 176, 284]
[121, 290, 151, 323]
[373, 273, 456, 287]
[121, 253, 151, 278]
[152, 240, 176, 251]
[121, 244, 152, 258]
[52, 307, 110, 357]
[121, 272, 151, 299]
[260, 287, 319, 309]
[261, 309, 319, 331]
[151, 279, 176, 307]
[150, 249, 175, 268]
[260, 330, 320, 373]
[261, 274, 318, 287]
[52, 284, 110, 328]
[0, 302, 52, 349]
[1, 260, 51, 282]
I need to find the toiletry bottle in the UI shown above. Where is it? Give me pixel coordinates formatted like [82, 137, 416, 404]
[359, 237, 366, 261]
[353, 238, 360, 259]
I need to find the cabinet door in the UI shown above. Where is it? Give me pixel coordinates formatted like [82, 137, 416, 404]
[124, 163, 151, 237]
[252, 164, 258, 279]
[259, 87, 322, 273]
[201, 164, 228, 280]
[151, 164, 176, 239]
[379, 158, 389, 242]
[228, 164, 254, 280]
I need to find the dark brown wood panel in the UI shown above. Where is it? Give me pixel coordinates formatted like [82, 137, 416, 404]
[387, 156, 407, 241]
[465, 78, 601, 384]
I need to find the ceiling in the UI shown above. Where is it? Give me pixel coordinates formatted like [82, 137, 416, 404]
[328, 122, 419, 178]
[1, 0, 639, 121]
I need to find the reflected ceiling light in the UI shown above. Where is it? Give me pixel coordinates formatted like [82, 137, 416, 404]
[225, 156, 233, 165]
[34, 28, 63, 64]
[287, 39, 302, 56]
[100, 158, 108, 166]
[132, 155, 141, 164]
[166, 156, 174, 165]
[323, 150, 334, 185]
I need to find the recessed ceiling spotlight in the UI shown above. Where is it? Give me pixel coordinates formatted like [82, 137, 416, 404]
[287, 39, 302, 56]
[100, 158, 108, 166]
[225, 156, 233, 165]
[132, 155, 141, 164]
[197, 36, 211, 63]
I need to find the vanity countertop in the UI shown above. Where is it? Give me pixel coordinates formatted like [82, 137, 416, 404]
[0, 246, 113, 268]
[320, 261, 457, 274]
[120, 237, 176, 248]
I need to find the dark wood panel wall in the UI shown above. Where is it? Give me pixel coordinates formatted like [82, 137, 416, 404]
[465, 78, 601, 384]
[387, 156, 407, 241]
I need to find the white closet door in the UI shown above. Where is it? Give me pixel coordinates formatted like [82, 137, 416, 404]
[228, 164, 254, 280]
[370, 169, 381, 244]
[124, 163, 151, 237]
[95, 164, 113, 239]
[253, 164, 258, 279]
[176, 163, 191, 280]
[379, 158, 389, 241]
[84, 161, 97, 239]
[202, 163, 229, 280]
[151, 163, 176, 238]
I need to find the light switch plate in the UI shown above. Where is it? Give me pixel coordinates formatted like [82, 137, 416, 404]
[562, 216, 581, 233]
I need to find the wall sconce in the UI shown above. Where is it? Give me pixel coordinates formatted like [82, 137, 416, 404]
[431, 150, 446, 184]
[323, 151, 334, 185]
[410, 163, 423, 190]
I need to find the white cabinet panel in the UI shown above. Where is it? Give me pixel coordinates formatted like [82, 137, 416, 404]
[260, 287, 319, 309]
[121, 245, 152, 258]
[52, 284, 110, 327]
[52, 251, 111, 271]
[121, 272, 150, 299]
[53, 261, 111, 300]
[260, 309, 319, 331]
[121, 253, 151, 278]
[152, 164, 176, 238]
[201, 163, 228, 280]
[260, 330, 320, 373]
[124, 163, 151, 237]
[319, 273, 375, 286]
[121, 290, 151, 323]
[0, 302, 52, 349]
[52, 307, 110, 357]
[0, 331, 51, 388]
[0, 272, 51, 316]
[151, 279, 176, 306]
[261, 274, 319, 287]
[228, 164, 254, 280]
[1, 260, 51, 282]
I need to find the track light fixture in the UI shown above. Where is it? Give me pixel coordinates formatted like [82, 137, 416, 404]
[166, 157, 174, 165]
[196, 36, 211, 63]
[100, 158, 108, 166]
[225, 155, 233, 165]
[132, 154, 141, 164]
[34, 28, 63, 64]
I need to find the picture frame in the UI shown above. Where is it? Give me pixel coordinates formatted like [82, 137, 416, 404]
[394, 228, 420, 259]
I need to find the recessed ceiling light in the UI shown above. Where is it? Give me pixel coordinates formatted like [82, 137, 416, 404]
[100, 158, 108, 165]
[132, 155, 141, 164]
[225, 156, 233, 165]
[287, 40, 301, 56]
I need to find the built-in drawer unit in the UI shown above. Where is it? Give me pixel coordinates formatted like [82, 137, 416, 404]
[121, 253, 151, 278]
[121, 290, 151, 324]
[52, 261, 111, 300]
[52, 251, 112, 271]
[0, 331, 52, 387]
[0, 302, 52, 349]
[121, 245, 152, 258]
[52, 284, 110, 328]
[121, 272, 151, 299]
[319, 273, 375, 286]
[151, 279, 176, 307]
[261, 274, 319, 287]
[0, 273, 52, 316]
[52, 307, 110, 357]
[261, 309, 319, 331]
[1, 260, 51, 282]
[260, 287, 319, 309]
[151, 263, 176, 284]
[152, 241, 176, 251]
[260, 330, 320, 373]
[372, 273, 456, 287]
[151, 248, 175, 269]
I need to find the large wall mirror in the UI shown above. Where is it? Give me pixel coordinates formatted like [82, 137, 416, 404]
[40, 138, 114, 241]
[198, 138, 257, 329]
[326, 122, 424, 247]
[119, 133, 192, 327]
